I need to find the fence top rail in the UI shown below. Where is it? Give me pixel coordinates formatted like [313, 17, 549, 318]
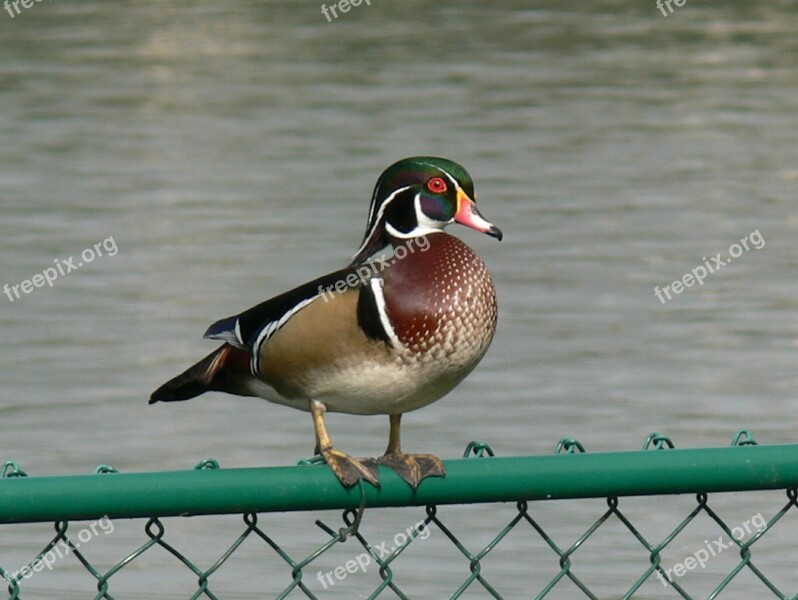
[2, 443, 798, 524]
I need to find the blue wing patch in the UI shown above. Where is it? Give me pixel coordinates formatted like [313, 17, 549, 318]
[204, 315, 244, 348]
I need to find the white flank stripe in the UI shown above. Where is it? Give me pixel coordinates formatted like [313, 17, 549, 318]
[369, 277, 403, 349]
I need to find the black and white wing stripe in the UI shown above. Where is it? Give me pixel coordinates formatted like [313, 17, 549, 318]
[204, 265, 387, 375]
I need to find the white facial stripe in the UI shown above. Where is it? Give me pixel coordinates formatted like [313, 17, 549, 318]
[369, 278, 403, 349]
[353, 185, 413, 260]
[416, 162, 460, 191]
[364, 187, 380, 235]
[440, 169, 460, 191]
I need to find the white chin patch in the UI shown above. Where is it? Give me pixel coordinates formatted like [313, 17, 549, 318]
[385, 222, 441, 239]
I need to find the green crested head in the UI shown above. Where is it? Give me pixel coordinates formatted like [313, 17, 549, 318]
[351, 157, 501, 266]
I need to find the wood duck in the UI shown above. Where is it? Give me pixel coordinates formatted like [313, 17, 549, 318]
[150, 157, 502, 489]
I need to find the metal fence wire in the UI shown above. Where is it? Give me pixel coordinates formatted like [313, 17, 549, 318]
[2, 431, 798, 599]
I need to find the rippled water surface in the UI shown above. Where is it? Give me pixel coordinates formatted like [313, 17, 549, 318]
[1, 2, 797, 598]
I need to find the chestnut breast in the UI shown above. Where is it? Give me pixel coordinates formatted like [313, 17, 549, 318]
[382, 233, 498, 365]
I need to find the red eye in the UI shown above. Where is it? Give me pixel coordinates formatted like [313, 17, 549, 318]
[426, 177, 448, 194]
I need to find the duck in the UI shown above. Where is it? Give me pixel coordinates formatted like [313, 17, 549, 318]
[150, 156, 502, 489]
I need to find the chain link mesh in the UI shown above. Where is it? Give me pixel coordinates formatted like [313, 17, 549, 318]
[3, 434, 797, 599]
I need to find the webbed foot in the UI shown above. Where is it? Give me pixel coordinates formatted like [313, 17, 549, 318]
[377, 452, 446, 489]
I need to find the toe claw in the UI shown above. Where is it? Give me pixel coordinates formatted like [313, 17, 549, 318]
[412, 454, 446, 479]
[322, 448, 380, 488]
[378, 452, 446, 489]
[378, 453, 422, 488]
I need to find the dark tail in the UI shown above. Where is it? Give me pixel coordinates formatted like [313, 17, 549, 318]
[149, 344, 251, 404]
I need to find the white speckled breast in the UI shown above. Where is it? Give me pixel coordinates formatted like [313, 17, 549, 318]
[383, 232, 498, 372]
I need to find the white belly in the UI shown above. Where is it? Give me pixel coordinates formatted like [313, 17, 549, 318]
[243, 359, 474, 415]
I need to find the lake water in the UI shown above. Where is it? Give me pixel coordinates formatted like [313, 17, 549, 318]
[1, 1, 797, 598]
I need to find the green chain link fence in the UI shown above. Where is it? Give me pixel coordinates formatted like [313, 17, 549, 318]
[2, 431, 798, 599]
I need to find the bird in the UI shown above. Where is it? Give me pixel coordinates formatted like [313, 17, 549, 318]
[150, 156, 502, 489]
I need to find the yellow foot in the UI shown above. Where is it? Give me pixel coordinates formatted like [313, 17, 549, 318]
[377, 452, 446, 490]
[321, 447, 380, 488]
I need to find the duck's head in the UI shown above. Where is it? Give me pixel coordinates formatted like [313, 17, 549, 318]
[351, 156, 502, 266]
